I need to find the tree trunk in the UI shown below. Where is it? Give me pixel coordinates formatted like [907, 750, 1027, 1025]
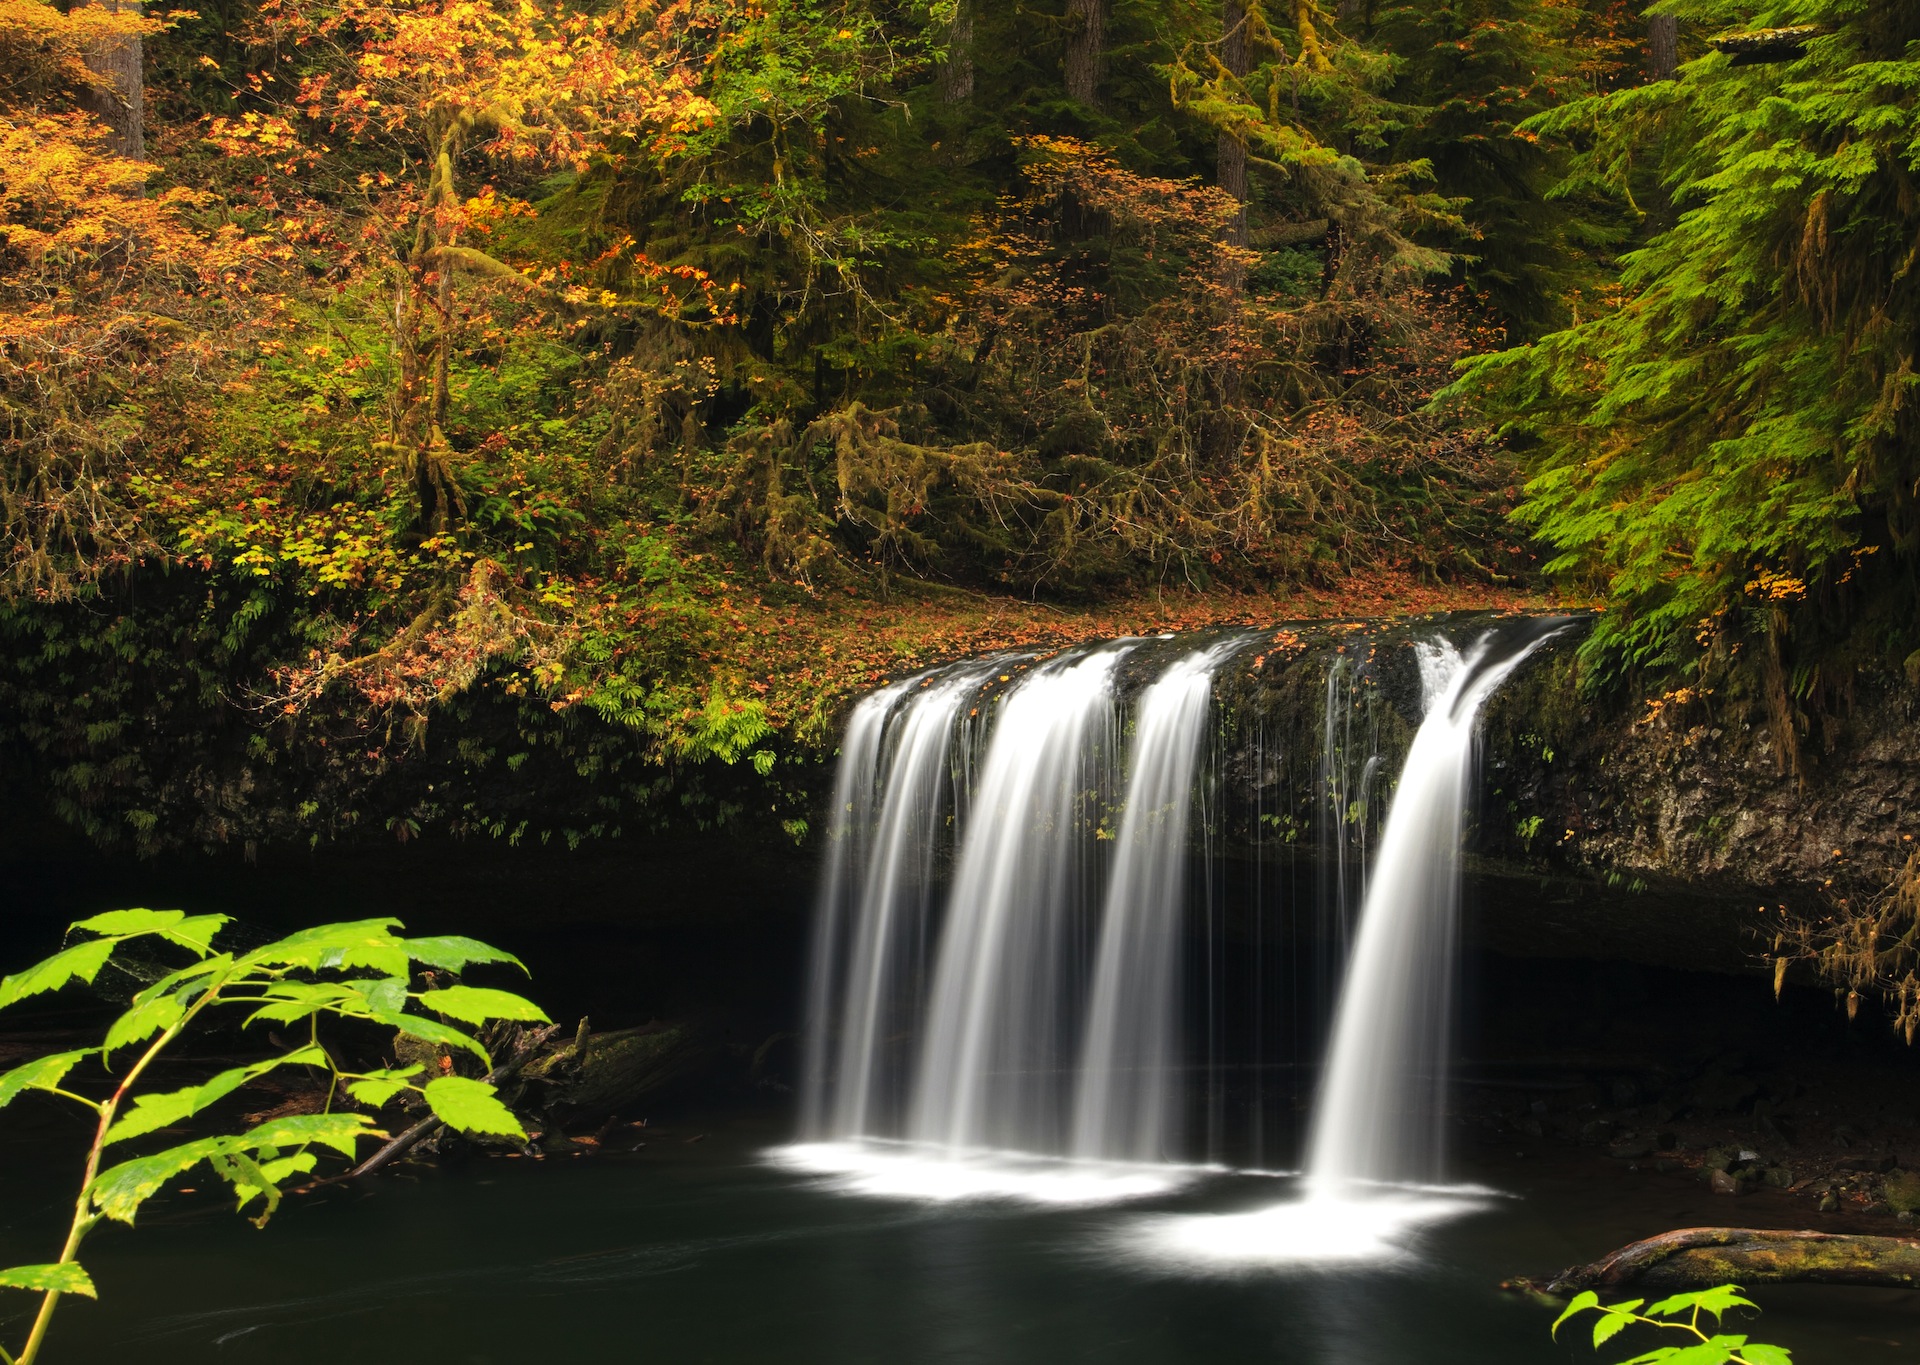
[1218, 0, 1250, 248]
[1647, 13, 1679, 80]
[1336, 0, 1366, 24]
[1522, 1227, 1920, 1295]
[1213, 0, 1253, 427]
[939, 0, 975, 103]
[1064, 0, 1107, 107]
[81, 0, 144, 159]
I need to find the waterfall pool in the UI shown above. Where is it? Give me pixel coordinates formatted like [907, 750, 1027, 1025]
[7, 1109, 1913, 1365]
[4, 616, 1909, 1362]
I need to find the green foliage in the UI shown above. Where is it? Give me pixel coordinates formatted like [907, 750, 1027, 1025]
[1450, 0, 1920, 687]
[4, 0, 1684, 854]
[0, 563, 811, 854]
[419, 984, 551, 1027]
[0, 941, 115, 1010]
[1553, 1284, 1792, 1365]
[0, 912, 544, 1365]
[0, 1051, 93, 1110]
[422, 1075, 528, 1137]
[1368, 0, 1640, 335]
[0, 1265, 95, 1299]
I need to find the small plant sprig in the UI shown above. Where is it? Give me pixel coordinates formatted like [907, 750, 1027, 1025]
[0, 910, 549, 1365]
[1553, 1284, 1793, 1365]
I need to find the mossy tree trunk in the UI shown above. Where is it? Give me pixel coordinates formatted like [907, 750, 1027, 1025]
[1533, 1227, 1920, 1294]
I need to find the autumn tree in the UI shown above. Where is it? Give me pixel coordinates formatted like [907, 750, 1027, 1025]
[0, 0, 1568, 856]
[0, 0, 268, 597]
[235, 0, 717, 535]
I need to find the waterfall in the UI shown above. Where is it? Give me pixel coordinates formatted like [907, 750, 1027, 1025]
[1302, 628, 1559, 1194]
[1070, 642, 1240, 1163]
[825, 661, 1006, 1139]
[796, 678, 915, 1138]
[788, 614, 1570, 1226]
[1126, 620, 1568, 1267]
[907, 646, 1129, 1153]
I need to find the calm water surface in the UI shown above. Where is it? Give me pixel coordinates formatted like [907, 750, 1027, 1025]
[3, 1111, 1915, 1364]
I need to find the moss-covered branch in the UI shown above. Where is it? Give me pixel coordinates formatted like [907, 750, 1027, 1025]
[1525, 1227, 1920, 1295]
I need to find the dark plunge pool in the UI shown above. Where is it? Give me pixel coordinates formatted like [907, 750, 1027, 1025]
[3, 1108, 1915, 1365]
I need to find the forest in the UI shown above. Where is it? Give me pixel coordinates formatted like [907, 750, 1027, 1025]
[7, 4, 1920, 1362]
[6, 0, 1913, 856]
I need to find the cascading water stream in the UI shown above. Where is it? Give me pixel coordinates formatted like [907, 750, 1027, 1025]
[907, 646, 1129, 1154]
[1132, 620, 1568, 1266]
[1070, 641, 1240, 1164]
[796, 677, 915, 1139]
[826, 662, 1005, 1139]
[788, 615, 1570, 1231]
[1302, 628, 1561, 1196]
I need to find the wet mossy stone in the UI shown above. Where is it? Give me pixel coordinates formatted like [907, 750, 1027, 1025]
[1709, 1167, 1752, 1195]
[1883, 1169, 1920, 1214]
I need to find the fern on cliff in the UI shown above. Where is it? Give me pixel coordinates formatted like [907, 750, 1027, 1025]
[1449, 0, 1920, 689]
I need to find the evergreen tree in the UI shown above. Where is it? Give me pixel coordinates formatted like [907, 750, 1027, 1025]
[1452, 1, 1920, 708]
[1370, 0, 1638, 336]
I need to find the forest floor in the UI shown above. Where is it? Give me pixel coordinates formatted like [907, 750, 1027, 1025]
[737, 571, 1566, 730]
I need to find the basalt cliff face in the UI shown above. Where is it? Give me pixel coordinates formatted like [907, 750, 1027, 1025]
[6, 610, 1916, 981]
[1199, 616, 1918, 972]
[1477, 650, 1920, 913]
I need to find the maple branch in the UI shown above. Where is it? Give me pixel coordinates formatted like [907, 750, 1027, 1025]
[422, 245, 546, 293]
